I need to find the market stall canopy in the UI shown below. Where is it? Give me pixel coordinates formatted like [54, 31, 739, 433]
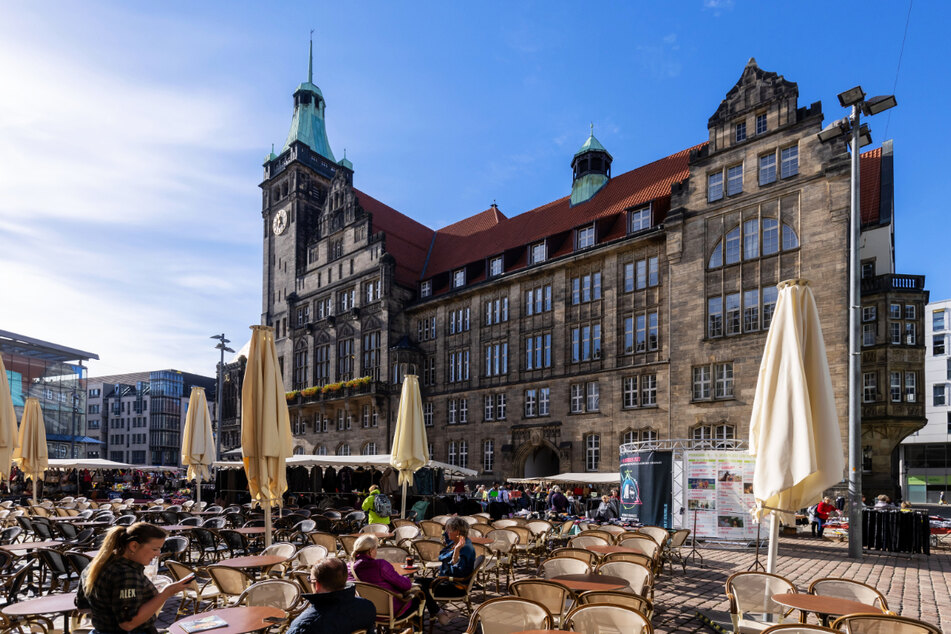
[508, 472, 620, 485]
[214, 454, 477, 477]
[48, 458, 134, 470]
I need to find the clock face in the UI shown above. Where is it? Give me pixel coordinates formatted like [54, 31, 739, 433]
[272, 209, 288, 235]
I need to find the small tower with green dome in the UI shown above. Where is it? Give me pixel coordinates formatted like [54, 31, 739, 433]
[570, 125, 613, 206]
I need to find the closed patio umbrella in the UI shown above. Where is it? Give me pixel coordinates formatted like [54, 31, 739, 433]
[13, 397, 47, 504]
[389, 374, 429, 518]
[0, 356, 19, 486]
[182, 386, 216, 505]
[241, 325, 293, 547]
[749, 279, 844, 572]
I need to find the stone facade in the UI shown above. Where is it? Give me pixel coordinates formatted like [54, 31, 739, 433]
[245, 57, 926, 493]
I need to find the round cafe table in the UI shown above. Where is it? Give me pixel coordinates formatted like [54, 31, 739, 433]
[219, 555, 288, 570]
[388, 561, 418, 577]
[2, 591, 80, 634]
[0, 540, 66, 552]
[550, 573, 629, 592]
[232, 527, 268, 536]
[169, 606, 286, 634]
[772, 593, 881, 626]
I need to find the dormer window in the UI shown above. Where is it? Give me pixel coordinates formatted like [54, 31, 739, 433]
[576, 225, 596, 250]
[420, 280, 432, 298]
[629, 207, 651, 233]
[530, 242, 547, 265]
[453, 269, 466, 288]
[489, 256, 503, 277]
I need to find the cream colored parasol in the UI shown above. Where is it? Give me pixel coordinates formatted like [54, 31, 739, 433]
[389, 374, 429, 518]
[182, 386, 216, 504]
[0, 356, 20, 486]
[13, 397, 47, 504]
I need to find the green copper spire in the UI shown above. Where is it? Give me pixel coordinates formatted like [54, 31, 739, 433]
[570, 125, 613, 206]
[282, 37, 335, 161]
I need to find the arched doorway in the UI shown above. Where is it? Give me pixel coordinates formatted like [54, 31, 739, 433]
[523, 445, 560, 478]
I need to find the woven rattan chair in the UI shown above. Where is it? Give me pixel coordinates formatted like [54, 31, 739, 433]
[418, 520, 443, 538]
[464, 596, 552, 634]
[761, 626, 842, 633]
[551, 547, 597, 566]
[563, 603, 652, 633]
[375, 546, 410, 565]
[538, 556, 590, 579]
[637, 526, 669, 548]
[166, 560, 222, 615]
[807, 578, 889, 614]
[603, 551, 655, 569]
[206, 564, 253, 606]
[664, 529, 690, 573]
[430, 554, 484, 618]
[725, 571, 798, 633]
[596, 560, 654, 599]
[569, 534, 609, 549]
[392, 525, 420, 548]
[292, 545, 328, 569]
[578, 589, 654, 621]
[236, 578, 301, 624]
[353, 580, 424, 634]
[831, 613, 941, 634]
[509, 579, 574, 626]
[307, 531, 337, 555]
[485, 530, 518, 589]
[412, 539, 445, 577]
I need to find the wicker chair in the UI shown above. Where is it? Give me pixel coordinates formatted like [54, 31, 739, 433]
[830, 614, 941, 634]
[165, 560, 223, 615]
[510, 578, 574, 626]
[429, 555, 485, 618]
[568, 534, 609, 549]
[206, 564, 253, 606]
[537, 557, 590, 579]
[292, 545, 328, 570]
[353, 580, 424, 634]
[761, 626, 842, 633]
[596, 560, 654, 599]
[411, 539, 445, 577]
[236, 578, 302, 626]
[725, 571, 799, 633]
[464, 596, 551, 634]
[578, 589, 654, 621]
[550, 547, 597, 566]
[664, 529, 691, 574]
[563, 604, 652, 633]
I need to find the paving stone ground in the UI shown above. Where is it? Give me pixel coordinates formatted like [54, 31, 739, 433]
[151, 532, 950, 633]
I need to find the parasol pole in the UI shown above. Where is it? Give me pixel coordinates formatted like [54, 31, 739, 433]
[32, 477, 37, 506]
[765, 513, 780, 573]
[195, 473, 201, 505]
[401, 480, 407, 519]
[264, 504, 273, 547]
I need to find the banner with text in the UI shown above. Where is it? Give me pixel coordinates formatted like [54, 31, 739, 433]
[619, 449, 673, 527]
[684, 450, 758, 540]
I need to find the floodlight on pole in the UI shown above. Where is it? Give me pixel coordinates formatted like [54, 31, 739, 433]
[210, 333, 235, 470]
[816, 84, 897, 560]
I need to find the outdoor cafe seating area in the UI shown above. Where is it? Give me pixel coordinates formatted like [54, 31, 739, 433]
[0, 495, 942, 634]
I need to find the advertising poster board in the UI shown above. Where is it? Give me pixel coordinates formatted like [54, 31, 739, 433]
[684, 450, 758, 539]
[619, 449, 673, 527]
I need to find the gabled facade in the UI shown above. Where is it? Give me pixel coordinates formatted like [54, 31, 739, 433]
[252, 56, 926, 493]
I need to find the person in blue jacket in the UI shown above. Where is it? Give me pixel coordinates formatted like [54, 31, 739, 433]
[415, 516, 476, 626]
[287, 557, 376, 634]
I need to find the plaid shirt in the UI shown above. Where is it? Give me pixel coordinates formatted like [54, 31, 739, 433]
[76, 556, 158, 634]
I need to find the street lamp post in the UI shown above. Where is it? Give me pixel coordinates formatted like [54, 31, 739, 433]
[817, 86, 896, 559]
[210, 334, 235, 468]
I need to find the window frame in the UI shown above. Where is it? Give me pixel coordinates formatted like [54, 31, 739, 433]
[576, 224, 596, 250]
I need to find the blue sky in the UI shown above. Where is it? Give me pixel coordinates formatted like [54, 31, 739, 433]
[0, 1, 947, 376]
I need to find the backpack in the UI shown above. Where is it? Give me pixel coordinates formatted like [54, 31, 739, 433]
[373, 492, 393, 517]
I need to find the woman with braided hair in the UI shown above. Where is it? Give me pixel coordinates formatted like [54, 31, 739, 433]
[76, 523, 190, 634]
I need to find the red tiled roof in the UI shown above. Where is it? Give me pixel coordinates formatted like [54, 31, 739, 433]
[860, 147, 882, 225]
[422, 144, 704, 279]
[354, 188, 434, 287]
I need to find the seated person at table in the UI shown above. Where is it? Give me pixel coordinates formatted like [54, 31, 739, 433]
[288, 557, 376, 634]
[351, 534, 420, 616]
[76, 523, 190, 634]
[415, 516, 476, 626]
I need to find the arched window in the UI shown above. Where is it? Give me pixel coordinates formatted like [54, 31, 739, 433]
[691, 423, 736, 449]
[782, 223, 799, 250]
[623, 430, 637, 445]
[585, 434, 601, 472]
[708, 242, 722, 268]
[725, 227, 741, 265]
[314, 445, 327, 456]
[762, 218, 779, 255]
[337, 443, 351, 456]
[361, 442, 377, 455]
[293, 446, 304, 455]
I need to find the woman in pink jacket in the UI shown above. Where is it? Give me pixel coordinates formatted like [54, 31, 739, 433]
[350, 534, 419, 617]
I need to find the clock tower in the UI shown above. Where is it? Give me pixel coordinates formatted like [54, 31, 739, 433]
[260, 39, 343, 381]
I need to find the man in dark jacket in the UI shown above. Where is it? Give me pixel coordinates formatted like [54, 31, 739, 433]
[287, 558, 375, 634]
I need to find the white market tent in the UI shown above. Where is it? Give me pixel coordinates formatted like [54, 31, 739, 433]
[48, 458, 134, 470]
[508, 472, 620, 485]
[214, 453, 477, 477]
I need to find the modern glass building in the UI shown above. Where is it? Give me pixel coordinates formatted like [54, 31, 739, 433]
[0, 329, 100, 459]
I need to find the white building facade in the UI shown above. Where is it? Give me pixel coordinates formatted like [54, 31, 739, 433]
[900, 298, 951, 502]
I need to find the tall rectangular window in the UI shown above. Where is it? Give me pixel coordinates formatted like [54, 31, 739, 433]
[735, 121, 747, 143]
[862, 373, 877, 403]
[362, 331, 381, 380]
[570, 384, 584, 413]
[693, 366, 711, 400]
[484, 395, 494, 421]
[905, 323, 917, 345]
[743, 219, 759, 259]
[496, 394, 506, 420]
[635, 315, 646, 353]
[708, 172, 724, 202]
[759, 153, 777, 185]
[715, 363, 734, 398]
[571, 272, 602, 304]
[905, 372, 917, 403]
[864, 324, 876, 347]
[586, 382, 600, 411]
[725, 293, 741, 335]
[648, 312, 658, 351]
[648, 257, 659, 286]
[483, 440, 494, 472]
[934, 310, 946, 332]
[337, 339, 354, 381]
[623, 263, 634, 293]
[623, 376, 638, 408]
[448, 399, 457, 425]
[489, 257, 503, 277]
[780, 146, 799, 178]
[889, 322, 901, 345]
[708, 297, 723, 338]
[636, 260, 647, 289]
[531, 242, 547, 264]
[524, 285, 552, 316]
[890, 372, 901, 402]
[571, 324, 601, 362]
[524, 389, 537, 417]
[641, 374, 657, 406]
[762, 219, 779, 255]
[453, 269, 466, 288]
[485, 343, 508, 376]
[744, 289, 759, 332]
[934, 384, 946, 407]
[727, 164, 743, 196]
[624, 316, 634, 354]
[756, 113, 767, 135]
[586, 435, 600, 472]
[448, 350, 470, 383]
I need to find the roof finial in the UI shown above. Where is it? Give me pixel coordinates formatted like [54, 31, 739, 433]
[308, 29, 314, 83]
[590, 122, 594, 137]
[343, 148, 347, 159]
[271, 143, 275, 154]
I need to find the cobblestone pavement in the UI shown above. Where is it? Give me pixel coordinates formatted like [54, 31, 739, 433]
[152, 533, 950, 633]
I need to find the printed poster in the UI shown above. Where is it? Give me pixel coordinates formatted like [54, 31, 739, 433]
[684, 450, 758, 540]
[619, 449, 673, 527]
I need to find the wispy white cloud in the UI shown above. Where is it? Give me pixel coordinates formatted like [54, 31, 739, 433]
[635, 33, 683, 79]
